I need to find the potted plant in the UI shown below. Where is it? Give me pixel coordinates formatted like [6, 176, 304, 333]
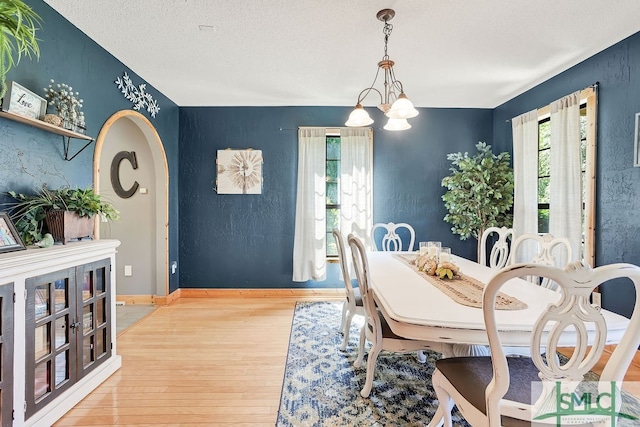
[4, 186, 119, 245]
[43, 79, 86, 132]
[0, 0, 41, 99]
[441, 142, 514, 262]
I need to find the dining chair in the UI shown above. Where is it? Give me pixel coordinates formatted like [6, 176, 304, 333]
[332, 229, 365, 351]
[479, 226, 513, 269]
[348, 234, 441, 398]
[371, 222, 415, 252]
[509, 232, 573, 290]
[431, 261, 640, 427]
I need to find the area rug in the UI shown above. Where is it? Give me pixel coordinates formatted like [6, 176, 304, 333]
[276, 301, 640, 427]
[275, 301, 470, 427]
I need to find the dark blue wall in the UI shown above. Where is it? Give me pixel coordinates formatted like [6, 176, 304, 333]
[178, 106, 492, 288]
[0, 1, 181, 292]
[493, 32, 640, 317]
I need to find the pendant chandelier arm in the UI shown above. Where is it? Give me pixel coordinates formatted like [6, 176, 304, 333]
[356, 86, 383, 106]
[387, 66, 405, 95]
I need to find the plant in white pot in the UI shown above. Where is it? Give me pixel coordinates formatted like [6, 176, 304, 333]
[4, 186, 119, 245]
[0, 0, 41, 99]
[441, 142, 514, 262]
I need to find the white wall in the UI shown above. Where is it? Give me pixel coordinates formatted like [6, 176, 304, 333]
[99, 118, 157, 296]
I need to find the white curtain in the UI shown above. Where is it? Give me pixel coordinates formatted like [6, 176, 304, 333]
[549, 91, 581, 264]
[293, 128, 327, 281]
[511, 110, 539, 262]
[339, 127, 373, 252]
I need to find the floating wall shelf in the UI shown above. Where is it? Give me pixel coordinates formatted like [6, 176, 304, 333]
[0, 110, 94, 161]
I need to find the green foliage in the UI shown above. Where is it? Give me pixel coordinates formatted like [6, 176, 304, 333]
[4, 186, 119, 245]
[441, 142, 514, 260]
[0, 0, 41, 98]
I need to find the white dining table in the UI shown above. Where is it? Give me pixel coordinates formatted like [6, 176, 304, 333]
[367, 251, 631, 357]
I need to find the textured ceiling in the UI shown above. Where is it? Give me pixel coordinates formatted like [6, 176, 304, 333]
[44, 0, 640, 108]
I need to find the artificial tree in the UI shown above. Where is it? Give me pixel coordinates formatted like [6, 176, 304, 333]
[0, 0, 41, 99]
[441, 141, 514, 262]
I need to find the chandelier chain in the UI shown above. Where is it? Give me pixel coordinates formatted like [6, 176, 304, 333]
[382, 22, 393, 58]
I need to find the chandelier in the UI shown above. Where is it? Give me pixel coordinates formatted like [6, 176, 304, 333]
[345, 9, 419, 131]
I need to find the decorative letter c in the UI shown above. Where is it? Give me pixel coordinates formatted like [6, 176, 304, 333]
[110, 151, 140, 198]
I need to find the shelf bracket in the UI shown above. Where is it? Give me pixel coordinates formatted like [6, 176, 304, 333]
[61, 135, 95, 161]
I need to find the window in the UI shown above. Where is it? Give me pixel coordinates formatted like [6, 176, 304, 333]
[536, 88, 596, 264]
[538, 107, 588, 232]
[325, 134, 340, 257]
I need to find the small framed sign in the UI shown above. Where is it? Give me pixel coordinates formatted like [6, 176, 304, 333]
[1, 80, 47, 120]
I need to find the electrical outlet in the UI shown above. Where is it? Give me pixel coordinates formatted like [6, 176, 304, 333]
[592, 291, 602, 307]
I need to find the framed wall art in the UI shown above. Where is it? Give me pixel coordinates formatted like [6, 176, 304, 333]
[216, 149, 263, 194]
[0, 212, 26, 253]
[635, 113, 640, 167]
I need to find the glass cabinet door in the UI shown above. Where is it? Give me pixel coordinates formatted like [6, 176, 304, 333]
[25, 267, 76, 418]
[76, 258, 111, 377]
[0, 282, 14, 427]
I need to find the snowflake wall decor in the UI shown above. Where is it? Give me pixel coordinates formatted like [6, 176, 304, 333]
[115, 72, 160, 118]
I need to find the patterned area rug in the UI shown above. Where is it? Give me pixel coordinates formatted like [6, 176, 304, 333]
[276, 301, 471, 427]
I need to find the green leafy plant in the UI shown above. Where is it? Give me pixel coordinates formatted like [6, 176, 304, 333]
[4, 186, 119, 245]
[441, 142, 514, 262]
[0, 0, 41, 99]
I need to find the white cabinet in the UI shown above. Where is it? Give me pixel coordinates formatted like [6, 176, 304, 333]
[0, 240, 121, 427]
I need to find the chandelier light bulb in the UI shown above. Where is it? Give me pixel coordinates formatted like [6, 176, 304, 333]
[386, 93, 419, 119]
[383, 118, 411, 131]
[345, 104, 374, 127]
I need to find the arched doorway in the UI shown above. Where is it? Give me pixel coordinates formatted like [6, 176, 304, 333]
[93, 110, 169, 301]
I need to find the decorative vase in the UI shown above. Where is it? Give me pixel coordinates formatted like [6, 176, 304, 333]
[43, 114, 63, 127]
[45, 210, 94, 244]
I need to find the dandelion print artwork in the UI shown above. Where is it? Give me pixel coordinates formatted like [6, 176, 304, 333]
[216, 150, 263, 194]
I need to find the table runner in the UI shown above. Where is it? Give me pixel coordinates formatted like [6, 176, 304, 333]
[394, 254, 527, 310]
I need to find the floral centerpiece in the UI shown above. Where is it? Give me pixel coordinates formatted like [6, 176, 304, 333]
[413, 253, 461, 279]
[43, 79, 86, 133]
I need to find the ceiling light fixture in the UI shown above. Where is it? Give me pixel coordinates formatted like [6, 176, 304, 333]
[345, 9, 418, 131]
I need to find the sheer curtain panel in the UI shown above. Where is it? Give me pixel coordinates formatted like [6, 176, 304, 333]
[339, 128, 373, 251]
[549, 91, 581, 264]
[511, 110, 539, 262]
[293, 128, 327, 281]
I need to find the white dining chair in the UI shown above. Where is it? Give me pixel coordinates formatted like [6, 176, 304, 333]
[371, 222, 415, 252]
[431, 261, 640, 427]
[348, 234, 440, 398]
[332, 229, 365, 351]
[509, 232, 573, 290]
[479, 226, 513, 269]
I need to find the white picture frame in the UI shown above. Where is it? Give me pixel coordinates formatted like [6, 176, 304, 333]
[635, 113, 640, 167]
[1, 81, 47, 120]
[216, 149, 263, 194]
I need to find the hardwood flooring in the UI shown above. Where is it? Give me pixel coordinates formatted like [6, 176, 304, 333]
[54, 296, 640, 426]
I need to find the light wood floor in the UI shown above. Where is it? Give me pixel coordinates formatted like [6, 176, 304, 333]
[54, 296, 640, 426]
